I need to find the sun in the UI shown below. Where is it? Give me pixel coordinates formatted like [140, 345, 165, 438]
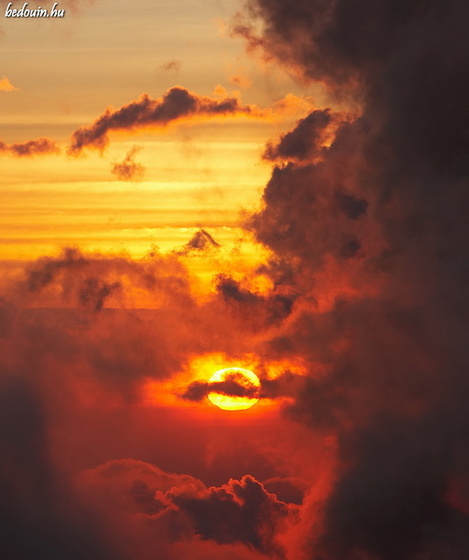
[208, 367, 261, 411]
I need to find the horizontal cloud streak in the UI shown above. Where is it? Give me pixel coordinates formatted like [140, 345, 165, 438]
[69, 86, 262, 154]
[0, 137, 59, 157]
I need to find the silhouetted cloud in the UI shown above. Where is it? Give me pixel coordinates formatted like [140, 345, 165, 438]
[111, 146, 145, 181]
[263, 109, 333, 162]
[0, 137, 59, 156]
[69, 86, 261, 154]
[159, 475, 296, 555]
[179, 229, 221, 254]
[181, 371, 260, 402]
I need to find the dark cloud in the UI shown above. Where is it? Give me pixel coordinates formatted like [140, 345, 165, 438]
[161, 60, 182, 72]
[180, 229, 220, 253]
[0, 297, 16, 337]
[181, 371, 260, 402]
[247, 130, 374, 267]
[182, 366, 349, 430]
[233, 1, 441, 95]
[215, 274, 294, 325]
[23, 247, 193, 310]
[78, 277, 121, 312]
[180, 380, 210, 402]
[233, 0, 469, 558]
[161, 475, 296, 555]
[263, 109, 333, 162]
[76, 461, 301, 559]
[69, 86, 260, 154]
[216, 273, 260, 304]
[26, 247, 87, 293]
[111, 145, 146, 181]
[0, 137, 59, 157]
[314, 415, 469, 560]
[334, 191, 368, 220]
[180, 366, 347, 415]
[0, 376, 124, 560]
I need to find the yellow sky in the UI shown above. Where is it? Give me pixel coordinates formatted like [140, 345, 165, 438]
[0, 0, 325, 268]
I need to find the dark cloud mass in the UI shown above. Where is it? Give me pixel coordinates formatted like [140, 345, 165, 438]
[235, 0, 469, 558]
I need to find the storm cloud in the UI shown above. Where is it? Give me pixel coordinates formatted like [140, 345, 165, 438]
[234, 0, 469, 558]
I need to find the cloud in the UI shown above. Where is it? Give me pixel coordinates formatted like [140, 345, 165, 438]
[161, 60, 182, 72]
[68, 86, 262, 154]
[180, 367, 349, 431]
[229, 74, 251, 88]
[77, 459, 206, 516]
[0, 76, 17, 91]
[0, 137, 59, 157]
[232, 0, 469, 558]
[2, 247, 203, 402]
[158, 475, 297, 555]
[263, 109, 334, 162]
[76, 460, 300, 559]
[0, 376, 125, 560]
[214, 274, 294, 323]
[177, 229, 221, 254]
[111, 145, 146, 181]
[2, 1, 469, 559]
[180, 370, 260, 402]
[2, 246, 281, 401]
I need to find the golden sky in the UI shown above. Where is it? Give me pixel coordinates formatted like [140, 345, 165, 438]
[1, 0, 325, 263]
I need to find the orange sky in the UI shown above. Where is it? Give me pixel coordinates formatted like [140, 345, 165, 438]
[0, 5, 334, 558]
[2, 2, 468, 560]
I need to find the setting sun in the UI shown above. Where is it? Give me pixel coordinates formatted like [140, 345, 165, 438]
[207, 367, 261, 411]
